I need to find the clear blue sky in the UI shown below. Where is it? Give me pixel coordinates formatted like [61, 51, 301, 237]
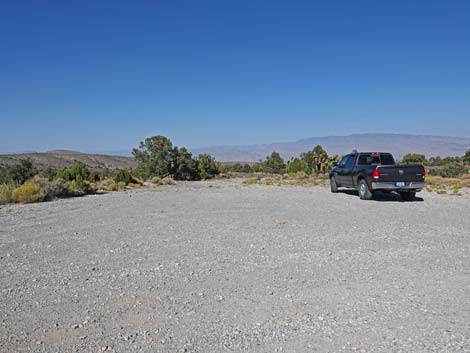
[1, 1, 470, 153]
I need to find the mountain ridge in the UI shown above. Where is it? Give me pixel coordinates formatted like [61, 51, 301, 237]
[192, 133, 470, 162]
[0, 151, 135, 171]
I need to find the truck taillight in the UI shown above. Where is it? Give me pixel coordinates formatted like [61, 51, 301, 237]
[372, 168, 380, 180]
[421, 169, 426, 178]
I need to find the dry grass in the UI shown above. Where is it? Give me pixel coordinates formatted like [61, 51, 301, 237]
[425, 175, 470, 195]
[149, 176, 176, 186]
[98, 178, 117, 191]
[12, 182, 44, 204]
[242, 172, 327, 187]
[0, 183, 16, 205]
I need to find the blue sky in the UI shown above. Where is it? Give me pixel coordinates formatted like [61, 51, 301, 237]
[1, 1, 469, 153]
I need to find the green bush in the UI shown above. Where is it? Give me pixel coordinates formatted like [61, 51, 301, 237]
[300, 145, 329, 174]
[401, 153, 427, 165]
[429, 164, 467, 178]
[0, 159, 37, 185]
[133, 135, 175, 179]
[287, 158, 308, 174]
[464, 150, 470, 166]
[132, 135, 220, 181]
[113, 168, 132, 184]
[0, 183, 15, 205]
[12, 182, 44, 204]
[264, 152, 285, 174]
[33, 177, 69, 200]
[55, 162, 90, 182]
[197, 154, 220, 180]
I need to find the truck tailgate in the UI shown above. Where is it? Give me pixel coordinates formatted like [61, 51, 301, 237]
[377, 165, 424, 182]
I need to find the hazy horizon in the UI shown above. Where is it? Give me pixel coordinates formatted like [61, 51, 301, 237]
[2, 132, 470, 160]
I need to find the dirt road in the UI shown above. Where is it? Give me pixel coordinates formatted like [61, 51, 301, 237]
[1, 180, 469, 352]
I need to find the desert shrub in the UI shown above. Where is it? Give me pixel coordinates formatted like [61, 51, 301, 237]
[133, 135, 221, 181]
[240, 163, 252, 173]
[151, 176, 163, 185]
[0, 159, 37, 185]
[113, 168, 132, 184]
[287, 158, 308, 174]
[429, 164, 467, 178]
[12, 182, 44, 204]
[225, 163, 242, 173]
[0, 183, 15, 205]
[401, 153, 427, 165]
[98, 178, 119, 191]
[131, 176, 144, 185]
[55, 162, 91, 187]
[461, 174, 470, 188]
[34, 177, 69, 200]
[67, 180, 81, 195]
[243, 177, 261, 185]
[464, 150, 470, 166]
[89, 170, 102, 182]
[127, 182, 141, 188]
[161, 176, 176, 185]
[264, 152, 286, 174]
[174, 147, 200, 180]
[38, 167, 58, 181]
[117, 181, 126, 190]
[215, 173, 229, 179]
[223, 163, 252, 173]
[300, 145, 329, 174]
[197, 154, 219, 180]
[133, 135, 175, 179]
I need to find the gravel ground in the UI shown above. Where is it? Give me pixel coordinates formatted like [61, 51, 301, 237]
[1, 180, 470, 353]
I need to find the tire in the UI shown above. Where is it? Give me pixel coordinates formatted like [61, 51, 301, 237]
[399, 191, 416, 201]
[358, 179, 373, 200]
[330, 176, 338, 193]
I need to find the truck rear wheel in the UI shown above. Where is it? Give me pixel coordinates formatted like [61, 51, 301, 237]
[330, 176, 338, 193]
[399, 191, 416, 201]
[358, 179, 373, 200]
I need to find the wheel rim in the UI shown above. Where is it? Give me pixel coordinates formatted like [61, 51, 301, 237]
[360, 183, 365, 196]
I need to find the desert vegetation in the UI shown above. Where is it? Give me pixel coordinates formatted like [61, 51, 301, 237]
[0, 135, 220, 205]
[1, 136, 470, 205]
[132, 135, 220, 181]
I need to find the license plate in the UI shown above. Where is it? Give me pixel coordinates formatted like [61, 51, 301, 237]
[396, 182, 405, 187]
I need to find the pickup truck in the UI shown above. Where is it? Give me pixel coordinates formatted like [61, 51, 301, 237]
[329, 152, 426, 200]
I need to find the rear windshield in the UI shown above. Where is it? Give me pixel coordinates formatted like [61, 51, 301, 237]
[357, 153, 395, 165]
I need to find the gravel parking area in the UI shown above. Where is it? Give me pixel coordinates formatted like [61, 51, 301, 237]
[1, 180, 470, 353]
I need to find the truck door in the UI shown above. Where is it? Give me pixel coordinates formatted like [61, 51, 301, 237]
[341, 155, 356, 187]
[335, 154, 352, 186]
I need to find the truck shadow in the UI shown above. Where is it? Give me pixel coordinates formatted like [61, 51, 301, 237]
[337, 189, 424, 202]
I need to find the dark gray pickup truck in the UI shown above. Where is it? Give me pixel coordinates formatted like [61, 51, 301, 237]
[329, 152, 426, 200]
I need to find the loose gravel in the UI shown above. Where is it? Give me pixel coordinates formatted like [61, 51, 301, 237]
[1, 180, 470, 353]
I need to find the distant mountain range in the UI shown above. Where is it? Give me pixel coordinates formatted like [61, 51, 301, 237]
[2, 134, 469, 167]
[192, 133, 470, 162]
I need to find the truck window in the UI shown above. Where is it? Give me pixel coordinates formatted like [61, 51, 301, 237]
[338, 155, 349, 167]
[346, 155, 356, 168]
[358, 153, 395, 165]
[358, 154, 380, 165]
[380, 153, 395, 165]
